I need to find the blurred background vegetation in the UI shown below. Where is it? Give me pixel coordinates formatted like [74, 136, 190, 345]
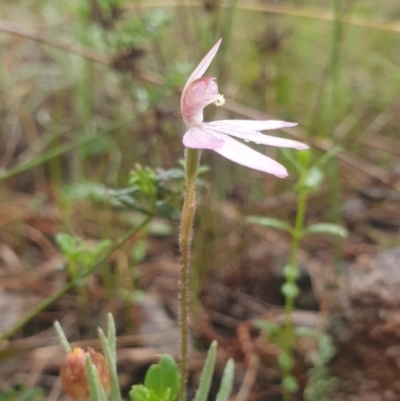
[1, 0, 400, 399]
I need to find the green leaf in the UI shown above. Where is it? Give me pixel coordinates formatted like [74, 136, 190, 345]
[294, 327, 318, 339]
[130, 240, 148, 263]
[155, 168, 185, 182]
[215, 359, 234, 401]
[160, 388, 171, 401]
[53, 321, 72, 353]
[144, 355, 180, 401]
[86, 354, 108, 401]
[278, 353, 294, 371]
[252, 320, 281, 335]
[302, 223, 348, 238]
[315, 145, 342, 167]
[297, 149, 311, 168]
[282, 375, 299, 393]
[91, 240, 112, 258]
[283, 264, 300, 281]
[247, 216, 293, 233]
[62, 181, 109, 203]
[129, 385, 160, 401]
[55, 233, 77, 257]
[156, 202, 180, 221]
[193, 341, 217, 401]
[98, 326, 121, 401]
[317, 334, 336, 364]
[107, 313, 117, 361]
[280, 148, 301, 172]
[300, 166, 324, 191]
[281, 282, 300, 300]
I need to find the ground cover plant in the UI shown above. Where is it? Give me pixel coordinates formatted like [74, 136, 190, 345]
[1, 1, 400, 400]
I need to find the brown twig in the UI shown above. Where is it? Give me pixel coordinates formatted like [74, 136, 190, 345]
[235, 322, 260, 401]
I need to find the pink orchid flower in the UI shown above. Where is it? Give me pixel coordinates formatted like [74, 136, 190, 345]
[180, 39, 308, 178]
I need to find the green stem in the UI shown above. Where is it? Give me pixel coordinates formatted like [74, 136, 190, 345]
[286, 188, 308, 322]
[282, 186, 308, 401]
[179, 148, 200, 401]
[330, 0, 343, 271]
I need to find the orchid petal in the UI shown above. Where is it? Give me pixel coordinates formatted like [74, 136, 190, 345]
[212, 120, 298, 131]
[213, 135, 288, 177]
[205, 121, 308, 150]
[183, 126, 225, 150]
[180, 39, 222, 111]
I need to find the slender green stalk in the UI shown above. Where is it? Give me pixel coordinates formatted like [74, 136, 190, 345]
[175, 0, 192, 49]
[179, 147, 201, 401]
[281, 186, 309, 401]
[215, 0, 238, 75]
[330, 0, 343, 270]
[286, 189, 308, 324]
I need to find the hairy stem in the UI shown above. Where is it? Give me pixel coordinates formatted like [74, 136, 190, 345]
[179, 148, 200, 401]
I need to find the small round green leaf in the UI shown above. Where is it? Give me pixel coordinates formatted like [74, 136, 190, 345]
[302, 223, 348, 238]
[252, 320, 281, 335]
[297, 149, 311, 168]
[281, 282, 300, 300]
[283, 264, 300, 281]
[144, 355, 180, 401]
[247, 216, 293, 233]
[55, 233, 77, 257]
[301, 166, 324, 191]
[279, 353, 294, 371]
[282, 375, 299, 393]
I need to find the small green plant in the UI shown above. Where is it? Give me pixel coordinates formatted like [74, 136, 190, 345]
[130, 355, 180, 401]
[59, 165, 183, 219]
[55, 315, 234, 401]
[298, 328, 338, 401]
[130, 340, 234, 401]
[253, 321, 337, 401]
[56, 233, 111, 285]
[248, 147, 347, 400]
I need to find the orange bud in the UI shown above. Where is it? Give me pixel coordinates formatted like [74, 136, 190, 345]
[60, 347, 111, 401]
